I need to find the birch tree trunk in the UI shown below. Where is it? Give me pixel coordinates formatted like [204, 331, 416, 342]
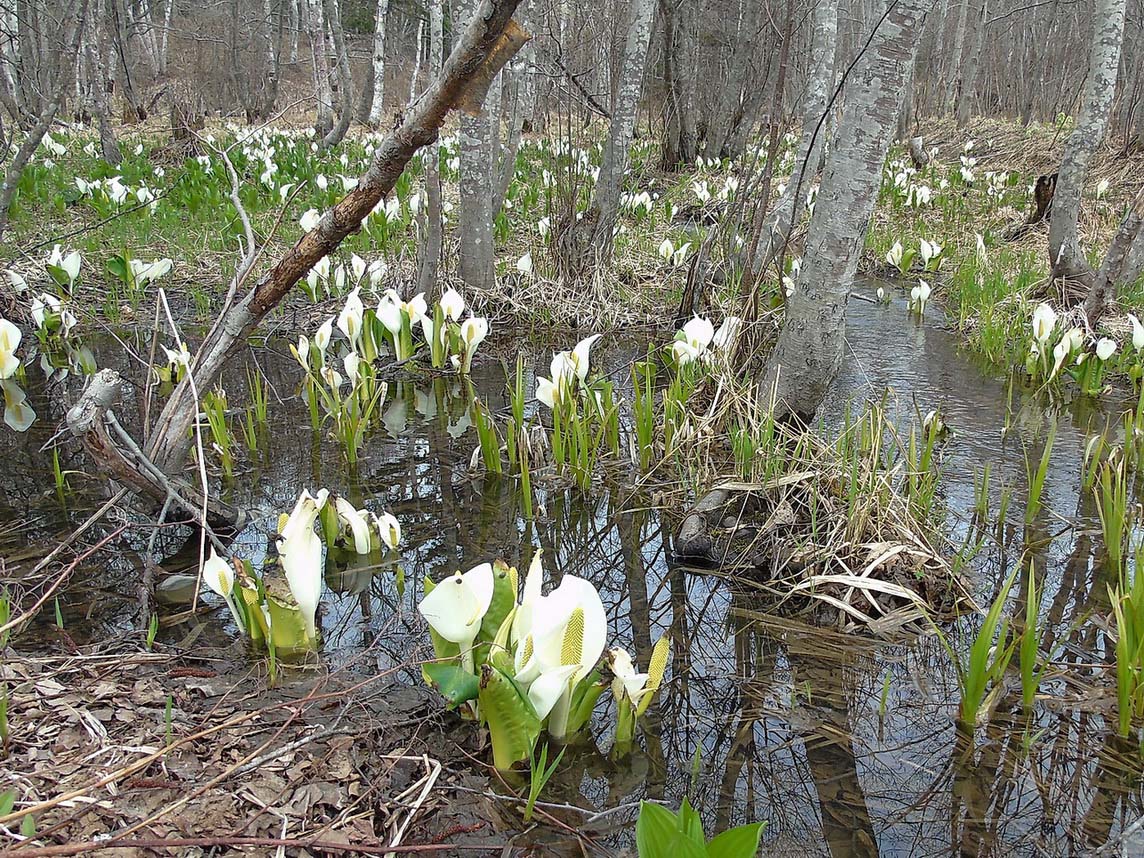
[456, 0, 497, 291]
[944, 0, 970, 112]
[159, 0, 172, 73]
[417, 0, 444, 294]
[307, 0, 334, 135]
[366, 0, 389, 127]
[261, 0, 278, 117]
[747, 0, 837, 278]
[556, 0, 654, 270]
[955, 0, 987, 126]
[759, 0, 929, 421]
[1048, 0, 1124, 284]
[320, 0, 354, 147]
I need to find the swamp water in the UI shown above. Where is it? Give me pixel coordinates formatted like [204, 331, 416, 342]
[2, 283, 1142, 856]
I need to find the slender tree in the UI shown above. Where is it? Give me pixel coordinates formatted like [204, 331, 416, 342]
[367, 0, 389, 127]
[759, 0, 931, 420]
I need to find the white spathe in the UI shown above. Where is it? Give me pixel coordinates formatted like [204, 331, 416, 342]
[373, 511, 401, 550]
[1031, 303, 1057, 344]
[277, 489, 329, 643]
[0, 316, 22, 379]
[337, 287, 365, 345]
[417, 562, 496, 672]
[334, 496, 373, 554]
[440, 287, 465, 321]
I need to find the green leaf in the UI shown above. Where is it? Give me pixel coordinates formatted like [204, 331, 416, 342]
[105, 254, 129, 284]
[635, 802, 706, 858]
[423, 663, 480, 707]
[477, 664, 540, 772]
[0, 790, 15, 817]
[706, 822, 765, 858]
[20, 813, 35, 837]
[678, 797, 705, 844]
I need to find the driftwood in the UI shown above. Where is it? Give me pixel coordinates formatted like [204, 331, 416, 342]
[111, 0, 530, 527]
[67, 369, 244, 528]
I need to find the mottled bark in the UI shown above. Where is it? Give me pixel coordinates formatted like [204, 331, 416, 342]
[319, 0, 354, 147]
[944, 0, 970, 111]
[417, 0, 444, 294]
[366, 0, 389, 126]
[759, 0, 929, 420]
[557, 0, 654, 269]
[1049, 0, 1125, 285]
[306, 0, 333, 135]
[747, 0, 837, 278]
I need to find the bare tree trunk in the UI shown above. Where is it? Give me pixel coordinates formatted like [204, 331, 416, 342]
[706, 0, 761, 158]
[759, 0, 929, 421]
[319, 0, 354, 147]
[289, 0, 300, 64]
[417, 0, 444, 294]
[139, 1, 529, 480]
[90, 3, 121, 163]
[1049, 0, 1124, 285]
[159, 0, 172, 73]
[659, 0, 698, 168]
[556, 0, 654, 270]
[409, 16, 424, 103]
[261, 0, 278, 117]
[366, 0, 389, 126]
[0, 0, 90, 239]
[955, 0, 987, 126]
[747, 0, 837, 279]
[307, 0, 333, 135]
[458, 0, 496, 292]
[943, 0, 969, 112]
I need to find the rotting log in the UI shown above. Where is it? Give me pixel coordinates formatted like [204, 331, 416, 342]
[67, 369, 245, 528]
[132, 1, 529, 511]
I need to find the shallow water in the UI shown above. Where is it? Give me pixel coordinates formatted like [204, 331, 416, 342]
[3, 287, 1143, 856]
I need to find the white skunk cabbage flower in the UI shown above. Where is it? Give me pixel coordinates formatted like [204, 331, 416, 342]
[1031, 303, 1057, 344]
[277, 489, 329, 644]
[672, 316, 715, 365]
[337, 286, 365, 346]
[439, 287, 465, 321]
[0, 316, 22, 379]
[417, 562, 495, 673]
[202, 547, 246, 632]
[373, 511, 401, 550]
[334, 496, 373, 554]
[1128, 313, 1144, 351]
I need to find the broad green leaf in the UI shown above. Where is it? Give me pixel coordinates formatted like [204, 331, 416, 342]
[706, 822, 765, 858]
[477, 665, 540, 772]
[0, 790, 15, 816]
[423, 662, 480, 707]
[678, 797, 705, 844]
